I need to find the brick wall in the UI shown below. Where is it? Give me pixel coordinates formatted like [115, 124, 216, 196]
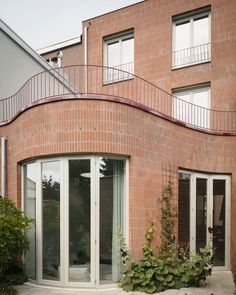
[41, 43, 82, 67]
[1, 98, 236, 266]
[82, 0, 236, 110]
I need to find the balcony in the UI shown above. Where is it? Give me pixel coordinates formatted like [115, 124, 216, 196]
[0, 65, 235, 134]
[172, 43, 211, 69]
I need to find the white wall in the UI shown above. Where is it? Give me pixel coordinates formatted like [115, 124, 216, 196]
[0, 30, 46, 100]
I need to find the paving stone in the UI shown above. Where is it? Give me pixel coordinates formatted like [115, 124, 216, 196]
[18, 271, 235, 295]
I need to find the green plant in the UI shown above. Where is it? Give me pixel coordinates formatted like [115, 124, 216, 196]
[233, 271, 236, 295]
[117, 179, 213, 294]
[0, 197, 32, 294]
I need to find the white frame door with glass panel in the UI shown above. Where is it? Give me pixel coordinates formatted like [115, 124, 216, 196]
[23, 156, 127, 287]
[178, 171, 230, 269]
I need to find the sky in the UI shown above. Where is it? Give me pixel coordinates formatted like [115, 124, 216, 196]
[0, 0, 142, 50]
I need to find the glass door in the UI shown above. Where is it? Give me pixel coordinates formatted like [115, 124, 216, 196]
[65, 158, 94, 286]
[210, 176, 230, 268]
[195, 176, 209, 252]
[178, 172, 230, 269]
[23, 156, 127, 287]
[65, 157, 126, 287]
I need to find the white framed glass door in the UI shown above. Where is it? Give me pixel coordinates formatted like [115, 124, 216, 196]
[178, 171, 230, 269]
[23, 156, 127, 287]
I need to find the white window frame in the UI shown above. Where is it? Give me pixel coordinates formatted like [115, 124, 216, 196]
[172, 8, 211, 69]
[179, 170, 231, 270]
[103, 31, 134, 84]
[172, 84, 211, 129]
[21, 155, 128, 288]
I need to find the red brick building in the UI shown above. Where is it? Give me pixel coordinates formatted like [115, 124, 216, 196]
[0, 0, 236, 289]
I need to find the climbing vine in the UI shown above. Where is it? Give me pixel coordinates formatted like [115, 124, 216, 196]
[117, 179, 213, 294]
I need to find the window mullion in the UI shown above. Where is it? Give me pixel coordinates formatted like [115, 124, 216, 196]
[190, 17, 194, 48]
[119, 38, 122, 67]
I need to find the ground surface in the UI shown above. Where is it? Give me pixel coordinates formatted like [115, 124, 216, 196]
[18, 271, 234, 295]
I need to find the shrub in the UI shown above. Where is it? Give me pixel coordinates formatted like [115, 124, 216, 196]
[0, 197, 32, 294]
[117, 180, 213, 294]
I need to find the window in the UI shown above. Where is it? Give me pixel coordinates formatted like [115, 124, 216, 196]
[178, 171, 230, 267]
[46, 57, 59, 68]
[103, 31, 134, 83]
[172, 84, 210, 128]
[172, 7, 211, 69]
[23, 156, 127, 287]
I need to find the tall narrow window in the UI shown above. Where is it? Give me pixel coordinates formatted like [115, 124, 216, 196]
[99, 158, 125, 284]
[68, 159, 91, 282]
[104, 31, 134, 83]
[42, 161, 60, 281]
[172, 7, 211, 68]
[24, 163, 37, 280]
[172, 84, 210, 129]
[178, 172, 191, 252]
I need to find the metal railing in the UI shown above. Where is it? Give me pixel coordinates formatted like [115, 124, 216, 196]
[172, 43, 211, 69]
[0, 64, 235, 133]
[103, 62, 134, 84]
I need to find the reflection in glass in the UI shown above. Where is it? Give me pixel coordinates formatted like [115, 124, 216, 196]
[99, 158, 125, 284]
[193, 16, 209, 46]
[122, 38, 134, 64]
[24, 163, 36, 280]
[178, 172, 190, 253]
[108, 42, 120, 67]
[175, 21, 190, 51]
[213, 180, 225, 266]
[42, 161, 60, 280]
[196, 178, 207, 251]
[69, 160, 91, 282]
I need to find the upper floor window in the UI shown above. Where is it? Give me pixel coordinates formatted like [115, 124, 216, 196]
[46, 50, 63, 68]
[172, 84, 210, 129]
[103, 31, 134, 83]
[172, 7, 211, 69]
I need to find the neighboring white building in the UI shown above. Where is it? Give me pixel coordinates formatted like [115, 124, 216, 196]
[0, 19, 52, 100]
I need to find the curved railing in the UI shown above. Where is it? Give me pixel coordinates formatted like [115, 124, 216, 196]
[0, 65, 236, 133]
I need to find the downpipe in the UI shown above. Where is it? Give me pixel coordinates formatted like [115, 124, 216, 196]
[1, 136, 7, 198]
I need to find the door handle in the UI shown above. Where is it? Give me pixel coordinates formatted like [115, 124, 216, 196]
[208, 226, 214, 234]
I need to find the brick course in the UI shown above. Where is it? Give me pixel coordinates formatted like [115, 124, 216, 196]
[82, 0, 236, 110]
[1, 98, 236, 266]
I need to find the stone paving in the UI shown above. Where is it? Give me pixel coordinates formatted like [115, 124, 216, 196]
[18, 271, 235, 295]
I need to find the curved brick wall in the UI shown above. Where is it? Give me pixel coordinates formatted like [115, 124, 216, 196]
[1, 98, 236, 267]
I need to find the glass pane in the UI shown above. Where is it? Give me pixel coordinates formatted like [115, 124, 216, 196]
[196, 178, 207, 251]
[107, 41, 120, 67]
[122, 38, 134, 67]
[173, 21, 191, 67]
[121, 38, 134, 79]
[193, 89, 210, 128]
[69, 160, 91, 282]
[193, 16, 210, 63]
[213, 179, 226, 266]
[175, 21, 190, 50]
[24, 163, 37, 280]
[193, 89, 209, 108]
[173, 93, 191, 123]
[193, 16, 209, 46]
[99, 158, 125, 284]
[178, 173, 190, 252]
[42, 161, 60, 281]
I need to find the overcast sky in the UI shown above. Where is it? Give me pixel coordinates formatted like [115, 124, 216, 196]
[0, 0, 142, 50]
